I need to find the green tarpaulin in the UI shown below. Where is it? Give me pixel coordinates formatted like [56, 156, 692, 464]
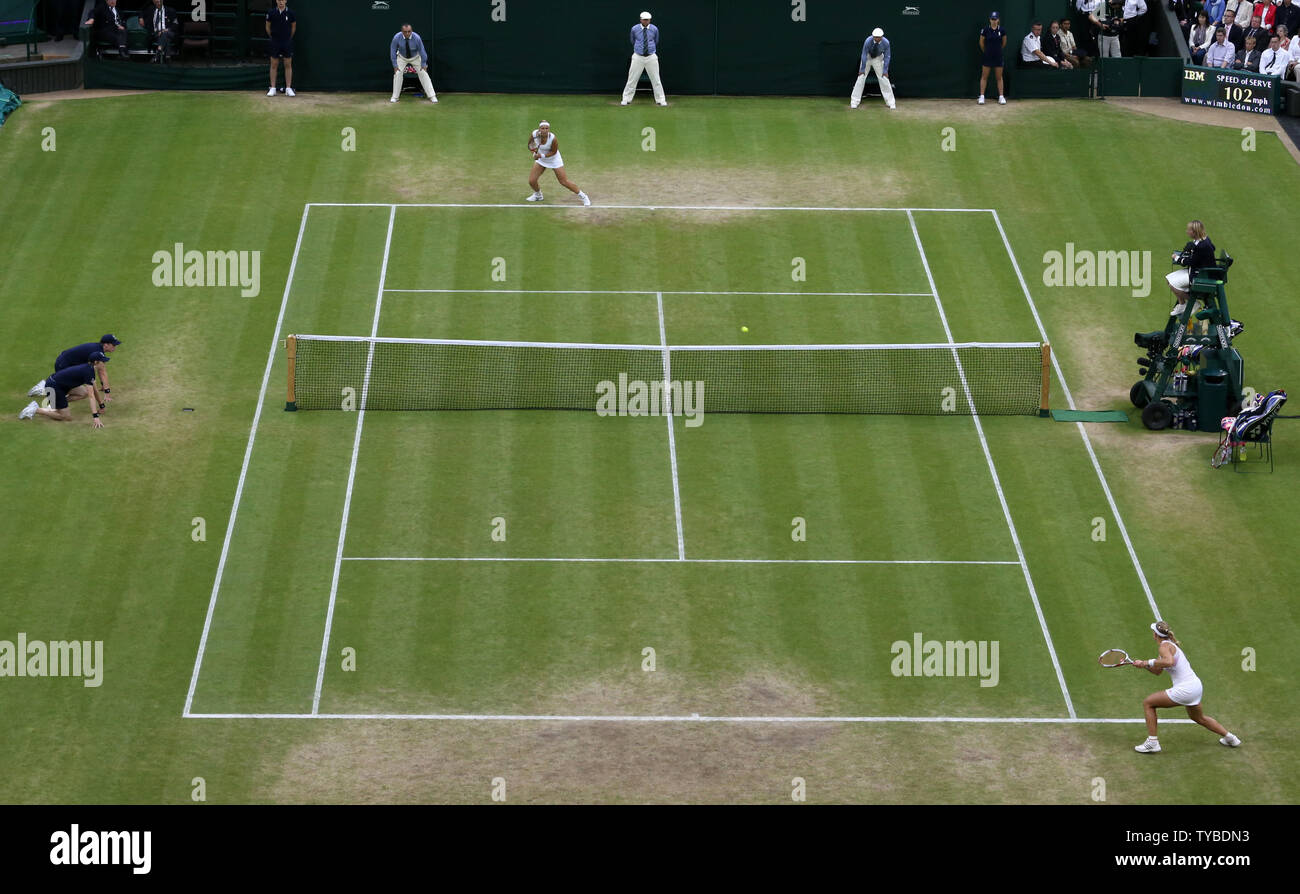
[0, 79, 20, 126]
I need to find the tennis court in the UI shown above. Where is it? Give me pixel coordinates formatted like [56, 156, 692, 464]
[178, 202, 1180, 727]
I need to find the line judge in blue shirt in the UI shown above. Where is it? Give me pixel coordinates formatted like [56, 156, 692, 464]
[620, 11, 667, 105]
[850, 27, 896, 109]
[390, 23, 438, 103]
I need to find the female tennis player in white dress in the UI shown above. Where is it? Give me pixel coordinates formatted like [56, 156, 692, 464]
[525, 120, 590, 205]
[1132, 620, 1241, 753]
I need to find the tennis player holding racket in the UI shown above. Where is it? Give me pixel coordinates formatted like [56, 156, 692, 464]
[1131, 621, 1241, 753]
[524, 120, 591, 205]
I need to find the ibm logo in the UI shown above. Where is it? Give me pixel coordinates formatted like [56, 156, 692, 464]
[1185, 69, 1206, 81]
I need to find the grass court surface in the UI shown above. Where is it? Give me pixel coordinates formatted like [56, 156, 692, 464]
[1, 93, 1296, 803]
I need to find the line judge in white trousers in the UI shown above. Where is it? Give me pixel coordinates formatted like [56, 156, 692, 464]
[621, 11, 666, 105]
[389, 23, 437, 103]
[851, 28, 895, 109]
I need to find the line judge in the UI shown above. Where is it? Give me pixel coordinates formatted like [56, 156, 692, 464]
[390, 23, 438, 104]
[851, 27, 896, 109]
[620, 11, 667, 106]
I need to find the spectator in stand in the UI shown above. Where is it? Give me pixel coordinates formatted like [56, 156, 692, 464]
[1276, 0, 1300, 40]
[1234, 32, 1263, 68]
[1099, 1, 1125, 57]
[1206, 26, 1238, 65]
[1170, 0, 1194, 30]
[1204, 0, 1227, 24]
[1121, 0, 1148, 56]
[1251, 1, 1275, 30]
[1241, 14, 1270, 50]
[1261, 33, 1290, 73]
[1060, 17, 1087, 67]
[1189, 11, 1216, 63]
[1287, 22, 1300, 77]
[1220, 7, 1246, 49]
[1042, 21, 1075, 67]
[139, 0, 179, 64]
[84, 0, 129, 58]
[1021, 21, 1062, 66]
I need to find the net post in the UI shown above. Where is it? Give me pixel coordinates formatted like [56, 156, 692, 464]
[1038, 342, 1051, 417]
[285, 335, 298, 411]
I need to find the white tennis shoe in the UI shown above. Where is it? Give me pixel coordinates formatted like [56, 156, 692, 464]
[525, 192, 543, 202]
[285, 87, 296, 97]
[998, 95, 1006, 104]
[977, 95, 985, 104]
[27, 382, 45, 398]
[579, 191, 591, 206]
[1171, 303, 1187, 317]
[19, 401, 38, 420]
[1134, 737, 1161, 753]
[267, 87, 276, 96]
[1220, 733, 1242, 747]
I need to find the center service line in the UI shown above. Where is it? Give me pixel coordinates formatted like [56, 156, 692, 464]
[311, 204, 397, 716]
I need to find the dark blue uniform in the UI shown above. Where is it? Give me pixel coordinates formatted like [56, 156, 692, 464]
[43, 363, 96, 410]
[267, 6, 295, 58]
[981, 25, 1006, 67]
[54, 342, 104, 372]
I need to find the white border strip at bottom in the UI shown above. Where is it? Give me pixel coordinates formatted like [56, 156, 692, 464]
[182, 712, 1194, 724]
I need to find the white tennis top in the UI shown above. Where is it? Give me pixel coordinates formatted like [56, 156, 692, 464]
[1165, 643, 1199, 688]
[532, 130, 563, 169]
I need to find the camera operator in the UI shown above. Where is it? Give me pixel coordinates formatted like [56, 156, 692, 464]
[1166, 219, 1216, 318]
[1098, 1, 1125, 57]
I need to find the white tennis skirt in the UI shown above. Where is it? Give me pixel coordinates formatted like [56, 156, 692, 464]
[1166, 269, 1191, 290]
[535, 152, 565, 169]
[1167, 678, 1203, 706]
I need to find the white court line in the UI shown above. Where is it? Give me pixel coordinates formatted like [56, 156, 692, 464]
[182, 204, 312, 719]
[311, 204, 397, 716]
[342, 557, 1021, 565]
[657, 292, 687, 560]
[990, 210, 1163, 621]
[308, 202, 996, 213]
[908, 210, 1076, 720]
[384, 288, 931, 297]
[185, 711, 1193, 724]
[181, 203, 1113, 724]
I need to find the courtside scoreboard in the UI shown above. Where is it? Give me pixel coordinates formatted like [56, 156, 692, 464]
[1182, 64, 1279, 115]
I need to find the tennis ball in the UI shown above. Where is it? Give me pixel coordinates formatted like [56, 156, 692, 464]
[741, 326, 749, 333]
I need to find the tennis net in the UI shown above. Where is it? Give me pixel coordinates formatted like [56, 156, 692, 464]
[286, 334, 1050, 416]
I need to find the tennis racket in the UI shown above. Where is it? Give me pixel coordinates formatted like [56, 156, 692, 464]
[1098, 648, 1132, 668]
